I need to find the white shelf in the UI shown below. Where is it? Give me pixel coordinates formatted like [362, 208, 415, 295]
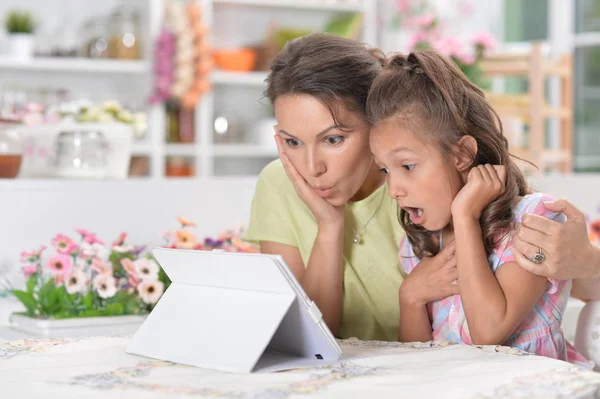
[131, 143, 154, 156]
[212, 144, 278, 157]
[165, 143, 198, 156]
[0, 57, 150, 74]
[212, 0, 365, 12]
[211, 70, 269, 86]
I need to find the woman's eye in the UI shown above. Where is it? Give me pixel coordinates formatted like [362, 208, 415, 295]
[402, 164, 415, 171]
[325, 136, 344, 145]
[379, 167, 389, 175]
[285, 139, 301, 147]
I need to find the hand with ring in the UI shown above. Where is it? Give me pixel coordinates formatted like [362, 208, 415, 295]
[511, 199, 599, 280]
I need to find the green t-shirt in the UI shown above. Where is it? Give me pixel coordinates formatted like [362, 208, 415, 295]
[244, 160, 405, 341]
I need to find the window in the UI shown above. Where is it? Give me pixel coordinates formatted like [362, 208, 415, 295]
[575, 0, 600, 33]
[574, 0, 600, 171]
[504, 0, 548, 42]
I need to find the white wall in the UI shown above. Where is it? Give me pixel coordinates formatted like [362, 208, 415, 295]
[0, 178, 259, 286]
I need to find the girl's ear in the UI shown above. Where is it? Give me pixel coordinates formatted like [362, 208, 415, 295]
[454, 135, 477, 173]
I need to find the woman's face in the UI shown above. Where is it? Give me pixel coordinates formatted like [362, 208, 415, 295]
[274, 94, 374, 206]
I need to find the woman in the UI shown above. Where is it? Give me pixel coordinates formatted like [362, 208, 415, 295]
[244, 33, 597, 341]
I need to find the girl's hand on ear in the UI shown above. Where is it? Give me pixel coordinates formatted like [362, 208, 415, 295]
[451, 164, 506, 221]
[274, 132, 345, 230]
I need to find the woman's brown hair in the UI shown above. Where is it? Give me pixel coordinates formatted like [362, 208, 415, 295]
[266, 33, 385, 129]
[366, 50, 529, 258]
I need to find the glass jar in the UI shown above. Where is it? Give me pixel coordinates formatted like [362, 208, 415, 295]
[82, 17, 109, 59]
[0, 121, 23, 179]
[55, 130, 108, 179]
[108, 5, 141, 60]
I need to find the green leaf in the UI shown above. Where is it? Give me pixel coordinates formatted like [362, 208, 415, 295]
[105, 303, 124, 316]
[12, 290, 37, 316]
[82, 291, 94, 310]
[26, 276, 36, 294]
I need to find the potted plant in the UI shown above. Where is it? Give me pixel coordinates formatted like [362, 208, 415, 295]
[4, 10, 37, 60]
[9, 217, 257, 336]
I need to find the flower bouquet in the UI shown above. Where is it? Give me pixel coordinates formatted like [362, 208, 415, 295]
[10, 218, 257, 328]
[162, 216, 259, 253]
[12, 229, 169, 320]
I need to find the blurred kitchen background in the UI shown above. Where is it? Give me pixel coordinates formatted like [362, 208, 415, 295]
[0, 0, 596, 181]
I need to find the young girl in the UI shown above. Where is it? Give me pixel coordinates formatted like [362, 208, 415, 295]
[366, 50, 592, 368]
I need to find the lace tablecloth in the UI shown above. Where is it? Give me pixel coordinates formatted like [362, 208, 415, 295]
[2, 336, 600, 399]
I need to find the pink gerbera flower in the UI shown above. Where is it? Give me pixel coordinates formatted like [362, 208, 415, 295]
[20, 245, 47, 263]
[51, 234, 77, 255]
[47, 254, 72, 275]
[83, 234, 105, 245]
[75, 228, 93, 236]
[21, 264, 39, 278]
[92, 258, 112, 275]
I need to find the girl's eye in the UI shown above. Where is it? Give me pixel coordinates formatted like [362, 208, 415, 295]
[285, 139, 301, 147]
[379, 167, 389, 175]
[402, 164, 415, 171]
[325, 136, 344, 145]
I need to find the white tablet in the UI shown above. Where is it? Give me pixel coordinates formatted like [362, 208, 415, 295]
[126, 248, 342, 373]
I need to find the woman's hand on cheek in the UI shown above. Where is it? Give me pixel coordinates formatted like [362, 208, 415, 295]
[274, 133, 345, 230]
[399, 240, 459, 306]
[451, 164, 507, 221]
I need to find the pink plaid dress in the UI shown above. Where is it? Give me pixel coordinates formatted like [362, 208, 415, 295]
[399, 193, 592, 369]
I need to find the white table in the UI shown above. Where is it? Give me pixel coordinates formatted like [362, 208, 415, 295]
[2, 335, 600, 399]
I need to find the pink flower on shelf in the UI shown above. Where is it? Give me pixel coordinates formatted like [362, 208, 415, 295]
[138, 280, 164, 304]
[21, 264, 39, 278]
[50, 234, 77, 255]
[395, 0, 410, 13]
[433, 37, 464, 58]
[20, 245, 47, 263]
[407, 31, 429, 51]
[65, 270, 88, 294]
[47, 254, 72, 276]
[455, 52, 476, 65]
[92, 258, 112, 276]
[471, 32, 497, 50]
[93, 274, 117, 299]
[406, 15, 436, 29]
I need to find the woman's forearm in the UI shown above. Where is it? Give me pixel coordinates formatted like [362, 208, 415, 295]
[301, 223, 345, 336]
[572, 243, 600, 300]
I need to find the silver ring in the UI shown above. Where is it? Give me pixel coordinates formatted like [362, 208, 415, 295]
[529, 247, 545, 264]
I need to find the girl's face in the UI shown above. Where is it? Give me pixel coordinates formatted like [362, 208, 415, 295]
[369, 118, 464, 232]
[274, 94, 375, 206]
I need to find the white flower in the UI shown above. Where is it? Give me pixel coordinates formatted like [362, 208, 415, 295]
[102, 100, 122, 113]
[65, 270, 88, 294]
[135, 259, 159, 281]
[138, 280, 164, 304]
[112, 245, 134, 253]
[74, 258, 89, 270]
[80, 242, 107, 259]
[95, 111, 116, 123]
[93, 274, 117, 299]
